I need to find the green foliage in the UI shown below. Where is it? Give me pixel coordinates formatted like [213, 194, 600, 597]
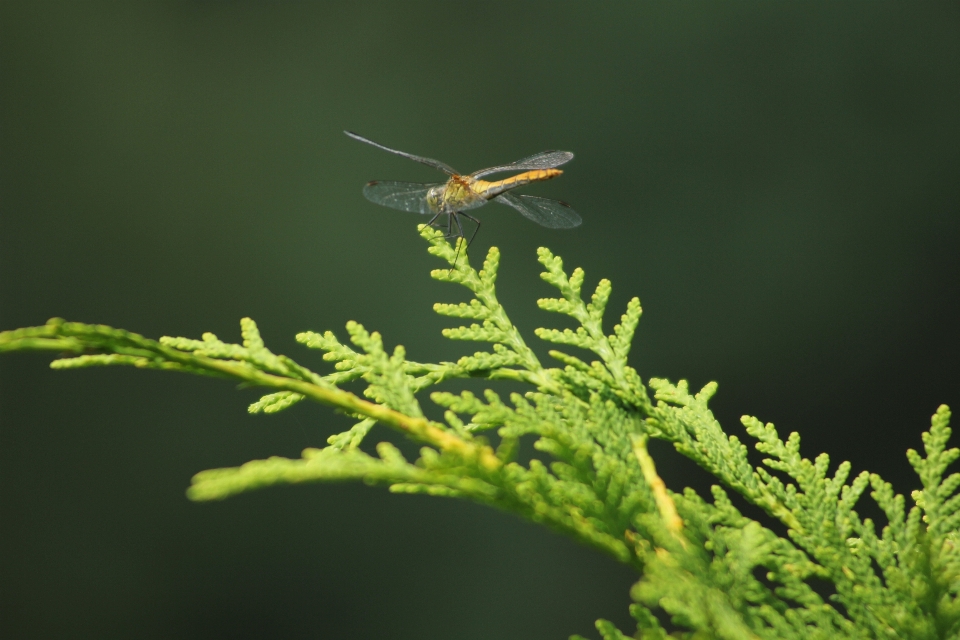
[1, 224, 957, 639]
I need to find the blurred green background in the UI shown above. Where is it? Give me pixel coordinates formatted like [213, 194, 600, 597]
[2, 2, 959, 638]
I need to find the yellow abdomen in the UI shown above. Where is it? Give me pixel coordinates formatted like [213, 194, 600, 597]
[472, 168, 563, 200]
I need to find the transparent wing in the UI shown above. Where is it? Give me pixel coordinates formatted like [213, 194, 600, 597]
[494, 193, 582, 229]
[470, 151, 574, 178]
[345, 131, 458, 176]
[362, 181, 439, 214]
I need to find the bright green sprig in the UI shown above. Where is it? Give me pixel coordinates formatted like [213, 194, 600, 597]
[534, 248, 648, 410]
[644, 376, 960, 637]
[326, 418, 375, 450]
[296, 324, 457, 394]
[161, 317, 322, 384]
[738, 414, 927, 636]
[902, 405, 960, 634]
[248, 391, 303, 414]
[909, 405, 960, 539]
[188, 441, 500, 502]
[646, 378, 803, 532]
[3, 226, 958, 640]
[339, 321, 423, 417]
[421, 225, 559, 391]
[0, 317, 499, 474]
[431, 386, 652, 564]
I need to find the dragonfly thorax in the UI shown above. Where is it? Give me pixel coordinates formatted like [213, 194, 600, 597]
[438, 176, 486, 212]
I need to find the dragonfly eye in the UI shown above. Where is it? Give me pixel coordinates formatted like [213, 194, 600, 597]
[426, 186, 443, 212]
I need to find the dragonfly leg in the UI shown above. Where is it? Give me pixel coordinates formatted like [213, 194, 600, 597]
[425, 211, 443, 229]
[426, 211, 459, 240]
[449, 212, 470, 269]
[458, 211, 481, 250]
[441, 211, 458, 239]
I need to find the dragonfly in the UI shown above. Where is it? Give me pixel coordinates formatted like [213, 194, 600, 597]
[344, 131, 581, 250]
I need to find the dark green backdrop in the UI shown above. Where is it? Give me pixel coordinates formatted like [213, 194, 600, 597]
[2, 2, 959, 638]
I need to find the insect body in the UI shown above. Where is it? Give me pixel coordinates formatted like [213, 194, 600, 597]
[345, 131, 581, 247]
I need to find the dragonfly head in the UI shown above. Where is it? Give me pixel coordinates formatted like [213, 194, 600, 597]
[426, 185, 444, 212]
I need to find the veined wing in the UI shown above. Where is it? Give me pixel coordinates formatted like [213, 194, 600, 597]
[362, 181, 438, 214]
[494, 192, 582, 229]
[470, 151, 573, 178]
[345, 131, 458, 176]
